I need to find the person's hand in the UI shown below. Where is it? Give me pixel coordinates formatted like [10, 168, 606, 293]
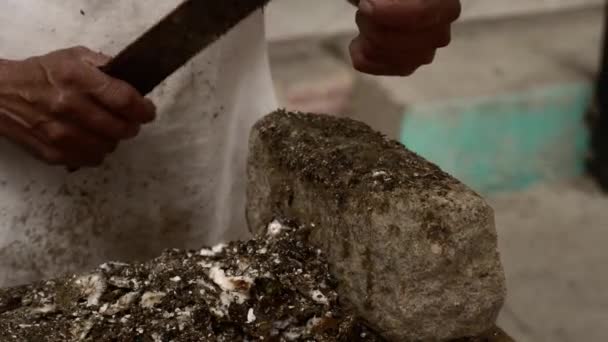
[0, 46, 156, 168]
[350, 0, 461, 76]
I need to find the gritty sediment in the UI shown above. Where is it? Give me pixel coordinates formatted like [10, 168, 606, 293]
[0, 223, 509, 342]
[0, 224, 381, 342]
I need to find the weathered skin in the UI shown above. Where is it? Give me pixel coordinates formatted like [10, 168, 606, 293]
[247, 110, 507, 341]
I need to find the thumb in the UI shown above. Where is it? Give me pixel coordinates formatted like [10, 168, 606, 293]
[359, 0, 459, 29]
[78, 48, 112, 68]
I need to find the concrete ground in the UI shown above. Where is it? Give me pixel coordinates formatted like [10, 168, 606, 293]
[491, 179, 608, 342]
[265, 0, 603, 41]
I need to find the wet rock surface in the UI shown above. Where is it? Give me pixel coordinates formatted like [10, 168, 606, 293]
[247, 110, 507, 341]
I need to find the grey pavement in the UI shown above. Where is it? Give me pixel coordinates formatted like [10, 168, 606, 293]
[492, 179, 608, 342]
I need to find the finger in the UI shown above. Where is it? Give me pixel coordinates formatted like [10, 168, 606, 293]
[356, 33, 437, 64]
[359, 0, 461, 30]
[356, 12, 452, 51]
[88, 73, 157, 124]
[35, 48, 156, 124]
[350, 36, 392, 75]
[0, 111, 66, 165]
[32, 120, 116, 159]
[48, 90, 139, 140]
[71, 46, 112, 68]
[350, 36, 435, 76]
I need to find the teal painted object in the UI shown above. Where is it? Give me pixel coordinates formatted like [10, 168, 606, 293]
[400, 83, 592, 194]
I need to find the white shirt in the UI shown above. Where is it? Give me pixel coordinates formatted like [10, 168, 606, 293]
[0, 1, 277, 287]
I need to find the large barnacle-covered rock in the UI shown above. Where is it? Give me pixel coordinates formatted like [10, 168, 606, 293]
[247, 110, 507, 341]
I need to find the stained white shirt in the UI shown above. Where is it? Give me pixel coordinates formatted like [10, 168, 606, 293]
[0, 1, 277, 287]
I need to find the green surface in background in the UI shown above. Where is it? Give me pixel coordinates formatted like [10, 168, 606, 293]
[401, 83, 592, 194]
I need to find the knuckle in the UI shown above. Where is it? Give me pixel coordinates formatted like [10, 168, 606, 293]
[413, 0, 434, 15]
[421, 52, 436, 65]
[436, 31, 452, 48]
[355, 10, 365, 27]
[43, 122, 71, 144]
[349, 41, 367, 72]
[54, 66, 80, 84]
[398, 65, 419, 77]
[452, 0, 463, 20]
[143, 100, 157, 120]
[49, 92, 75, 114]
[351, 55, 368, 73]
[112, 83, 137, 109]
[411, 0, 445, 27]
[70, 46, 90, 56]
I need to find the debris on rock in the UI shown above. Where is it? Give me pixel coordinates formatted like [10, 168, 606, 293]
[0, 221, 510, 342]
[0, 223, 382, 342]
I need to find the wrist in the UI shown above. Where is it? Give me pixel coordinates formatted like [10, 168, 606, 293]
[0, 59, 9, 90]
[0, 58, 12, 70]
[0, 59, 15, 83]
[0, 58, 22, 90]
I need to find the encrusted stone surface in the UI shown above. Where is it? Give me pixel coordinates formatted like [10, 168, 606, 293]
[0, 225, 381, 342]
[0, 223, 510, 342]
[247, 110, 507, 341]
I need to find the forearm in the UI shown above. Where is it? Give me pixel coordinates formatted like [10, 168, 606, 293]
[0, 58, 16, 110]
[0, 58, 27, 105]
[0, 58, 20, 92]
[0, 58, 11, 86]
[0, 58, 13, 71]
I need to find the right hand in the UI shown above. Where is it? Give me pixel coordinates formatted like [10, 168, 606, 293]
[0, 46, 156, 168]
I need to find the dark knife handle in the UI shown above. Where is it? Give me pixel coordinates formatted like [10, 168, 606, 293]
[97, 44, 172, 96]
[96, 0, 213, 95]
[96, 1, 214, 95]
[98, 61, 151, 95]
[98, 0, 272, 96]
